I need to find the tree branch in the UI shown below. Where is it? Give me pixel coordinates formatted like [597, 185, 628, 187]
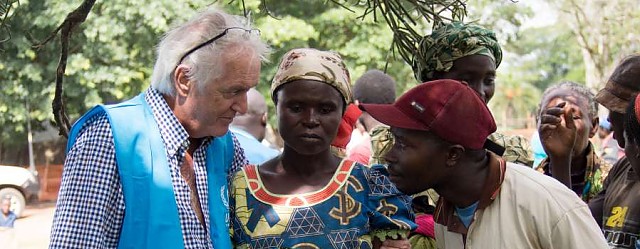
[34, 0, 96, 137]
[0, 0, 20, 45]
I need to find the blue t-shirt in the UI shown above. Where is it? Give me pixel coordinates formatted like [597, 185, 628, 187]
[455, 201, 479, 228]
[230, 127, 279, 165]
[0, 211, 17, 228]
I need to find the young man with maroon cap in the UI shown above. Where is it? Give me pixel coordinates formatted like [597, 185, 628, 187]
[361, 79, 608, 248]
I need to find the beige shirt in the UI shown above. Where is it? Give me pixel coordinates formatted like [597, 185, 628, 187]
[435, 162, 608, 249]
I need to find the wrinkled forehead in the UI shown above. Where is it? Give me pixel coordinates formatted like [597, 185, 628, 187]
[543, 89, 592, 113]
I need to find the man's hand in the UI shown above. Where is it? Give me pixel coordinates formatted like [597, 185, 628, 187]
[539, 102, 577, 188]
[539, 102, 578, 158]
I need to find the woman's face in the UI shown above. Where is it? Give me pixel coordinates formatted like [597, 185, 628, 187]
[435, 54, 496, 104]
[275, 80, 344, 155]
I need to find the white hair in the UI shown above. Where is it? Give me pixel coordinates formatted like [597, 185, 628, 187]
[151, 7, 270, 95]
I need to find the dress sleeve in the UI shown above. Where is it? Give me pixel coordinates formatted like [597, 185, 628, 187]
[369, 126, 393, 165]
[365, 164, 417, 240]
[229, 168, 250, 247]
[49, 114, 125, 249]
[488, 133, 534, 167]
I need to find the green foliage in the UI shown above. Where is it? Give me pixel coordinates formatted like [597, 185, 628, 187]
[0, 0, 210, 145]
[1, 0, 426, 144]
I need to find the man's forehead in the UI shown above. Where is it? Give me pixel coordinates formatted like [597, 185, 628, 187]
[545, 91, 590, 111]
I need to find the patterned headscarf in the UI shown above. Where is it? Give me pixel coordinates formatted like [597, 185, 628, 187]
[271, 48, 353, 104]
[412, 21, 502, 82]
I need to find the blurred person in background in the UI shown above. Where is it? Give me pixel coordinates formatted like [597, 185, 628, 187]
[230, 88, 279, 165]
[0, 196, 18, 249]
[597, 118, 624, 165]
[347, 69, 397, 165]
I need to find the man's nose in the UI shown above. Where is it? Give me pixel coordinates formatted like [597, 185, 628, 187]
[232, 92, 248, 114]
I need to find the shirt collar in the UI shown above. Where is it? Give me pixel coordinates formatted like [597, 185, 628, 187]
[229, 126, 257, 141]
[145, 88, 211, 156]
[434, 152, 506, 235]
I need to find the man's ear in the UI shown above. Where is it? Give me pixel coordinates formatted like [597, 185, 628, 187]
[445, 145, 465, 167]
[174, 65, 192, 97]
[261, 113, 268, 126]
[589, 116, 599, 138]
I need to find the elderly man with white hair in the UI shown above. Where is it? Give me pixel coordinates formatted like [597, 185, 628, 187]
[50, 7, 270, 249]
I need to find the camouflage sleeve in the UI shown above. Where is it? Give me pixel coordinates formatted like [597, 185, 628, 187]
[488, 132, 534, 167]
[369, 126, 393, 165]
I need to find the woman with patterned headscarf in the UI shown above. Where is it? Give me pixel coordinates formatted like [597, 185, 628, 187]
[228, 48, 416, 249]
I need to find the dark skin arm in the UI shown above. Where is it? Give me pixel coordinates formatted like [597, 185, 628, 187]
[539, 102, 577, 188]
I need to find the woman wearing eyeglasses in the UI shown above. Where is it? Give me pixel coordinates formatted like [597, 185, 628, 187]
[229, 48, 416, 249]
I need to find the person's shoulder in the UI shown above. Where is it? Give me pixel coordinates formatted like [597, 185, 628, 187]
[503, 163, 586, 210]
[71, 112, 112, 145]
[230, 164, 251, 187]
[606, 156, 632, 180]
[489, 132, 534, 166]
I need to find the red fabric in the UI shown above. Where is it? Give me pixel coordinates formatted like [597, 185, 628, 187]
[414, 214, 435, 238]
[332, 104, 362, 149]
[635, 94, 640, 124]
[360, 79, 496, 149]
[347, 136, 371, 165]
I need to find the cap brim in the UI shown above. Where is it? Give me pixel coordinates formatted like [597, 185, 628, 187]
[596, 89, 628, 113]
[359, 103, 430, 131]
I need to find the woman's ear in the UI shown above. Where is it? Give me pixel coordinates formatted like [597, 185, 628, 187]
[445, 145, 465, 167]
[174, 65, 192, 97]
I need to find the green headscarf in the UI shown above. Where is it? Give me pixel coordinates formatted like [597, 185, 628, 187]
[412, 21, 502, 82]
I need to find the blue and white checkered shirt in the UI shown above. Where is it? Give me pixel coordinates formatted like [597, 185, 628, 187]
[50, 88, 247, 249]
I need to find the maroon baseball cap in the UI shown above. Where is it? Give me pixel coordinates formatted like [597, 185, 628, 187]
[360, 79, 497, 149]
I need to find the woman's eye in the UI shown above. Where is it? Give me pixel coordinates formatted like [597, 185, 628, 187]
[320, 107, 334, 114]
[289, 105, 302, 112]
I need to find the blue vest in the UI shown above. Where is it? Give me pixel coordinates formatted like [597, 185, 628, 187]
[67, 94, 234, 248]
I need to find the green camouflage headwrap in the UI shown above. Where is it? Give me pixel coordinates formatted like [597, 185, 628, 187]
[412, 21, 502, 82]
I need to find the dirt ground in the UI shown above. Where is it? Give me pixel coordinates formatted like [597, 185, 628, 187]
[11, 201, 56, 249]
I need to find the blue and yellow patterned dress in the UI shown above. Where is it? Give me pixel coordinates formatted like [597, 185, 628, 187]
[230, 159, 416, 249]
